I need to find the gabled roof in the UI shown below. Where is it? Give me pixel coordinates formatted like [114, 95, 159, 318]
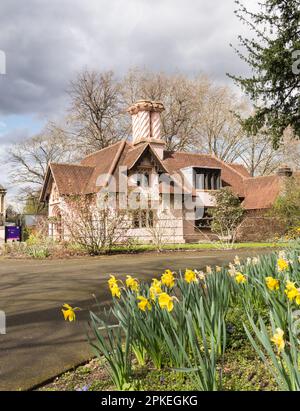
[40, 163, 94, 201]
[40, 139, 296, 210]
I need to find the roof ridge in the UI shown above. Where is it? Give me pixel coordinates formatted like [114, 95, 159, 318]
[166, 150, 215, 158]
[82, 140, 124, 160]
[244, 174, 277, 181]
[168, 150, 247, 179]
[50, 162, 94, 169]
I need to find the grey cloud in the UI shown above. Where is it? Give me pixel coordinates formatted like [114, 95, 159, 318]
[0, 0, 257, 118]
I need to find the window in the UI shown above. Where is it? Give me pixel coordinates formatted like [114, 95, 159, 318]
[194, 168, 221, 190]
[132, 209, 154, 228]
[195, 207, 213, 229]
[136, 172, 150, 187]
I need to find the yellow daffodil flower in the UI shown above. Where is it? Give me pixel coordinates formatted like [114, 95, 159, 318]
[108, 275, 118, 290]
[184, 269, 197, 284]
[285, 281, 300, 303]
[110, 283, 121, 298]
[137, 296, 152, 312]
[158, 292, 174, 312]
[265, 276, 280, 291]
[125, 275, 139, 292]
[277, 258, 289, 272]
[271, 328, 285, 353]
[216, 266, 222, 273]
[62, 304, 79, 322]
[235, 272, 246, 284]
[161, 269, 175, 288]
[150, 279, 162, 300]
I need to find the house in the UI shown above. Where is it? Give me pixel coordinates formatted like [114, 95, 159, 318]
[40, 100, 293, 244]
[0, 184, 6, 244]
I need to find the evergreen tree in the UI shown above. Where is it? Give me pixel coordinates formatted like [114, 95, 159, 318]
[229, 0, 300, 147]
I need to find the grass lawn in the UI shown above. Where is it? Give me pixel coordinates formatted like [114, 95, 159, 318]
[111, 241, 287, 254]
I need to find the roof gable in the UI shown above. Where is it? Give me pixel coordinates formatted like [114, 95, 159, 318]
[40, 163, 94, 201]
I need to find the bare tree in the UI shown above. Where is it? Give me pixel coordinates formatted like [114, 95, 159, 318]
[61, 195, 130, 254]
[9, 123, 74, 188]
[122, 68, 208, 151]
[194, 83, 248, 162]
[146, 209, 177, 251]
[237, 132, 283, 176]
[68, 70, 127, 154]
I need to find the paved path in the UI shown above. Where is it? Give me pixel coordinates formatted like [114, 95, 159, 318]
[0, 249, 272, 390]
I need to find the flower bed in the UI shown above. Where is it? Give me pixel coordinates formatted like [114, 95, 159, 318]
[61, 242, 300, 391]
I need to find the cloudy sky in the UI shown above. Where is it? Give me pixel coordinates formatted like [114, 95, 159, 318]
[0, 0, 257, 201]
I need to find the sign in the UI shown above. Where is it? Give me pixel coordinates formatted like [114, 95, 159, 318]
[5, 226, 21, 241]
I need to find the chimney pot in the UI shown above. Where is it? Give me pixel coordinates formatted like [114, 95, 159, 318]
[127, 100, 165, 146]
[277, 164, 293, 177]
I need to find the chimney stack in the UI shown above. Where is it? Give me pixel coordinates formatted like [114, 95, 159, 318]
[276, 164, 293, 177]
[127, 100, 165, 145]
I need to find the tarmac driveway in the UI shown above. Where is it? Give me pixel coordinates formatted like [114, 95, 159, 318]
[0, 248, 273, 390]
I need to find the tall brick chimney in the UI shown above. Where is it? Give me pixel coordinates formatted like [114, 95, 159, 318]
[127, 100, 165, 159]
[276, 164, 293, 177]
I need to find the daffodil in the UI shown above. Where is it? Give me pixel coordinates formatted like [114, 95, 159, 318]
[125, 275, 139, 292]
[158, 292, 174, 312]
[277, 257, 289, 272]
[265, 276, 280, 291]
[184, 269, 197, 284]
[137, 296, 151, 312]
[108, 275, 118, 290]
[271, 328, 285, 353]
[150, 279, 162, 300]
[285, 281, 300, 303]
[206, 266, 212, 274]
[62, 304, 79, 322]
[161, 270, 175, 288]
[197, 271, 205, 281]
[235, 272, 246, 284]
[228, 262, 237, 277]
[110, 283, 121, 298]
[234, 255, 241, 266]
[252, 257, 259, 265]
[215, 266, 222, 273]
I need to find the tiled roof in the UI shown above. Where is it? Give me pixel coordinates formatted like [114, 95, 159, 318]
[50, 164, 94, 195]
[162, 151, 245, 196]
[242, 175, 282, 210]
[41, 141, 296, 210]
[229, 163, 251, 177]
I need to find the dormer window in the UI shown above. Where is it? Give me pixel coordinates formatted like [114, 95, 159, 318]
[193, 168, 221, 190]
